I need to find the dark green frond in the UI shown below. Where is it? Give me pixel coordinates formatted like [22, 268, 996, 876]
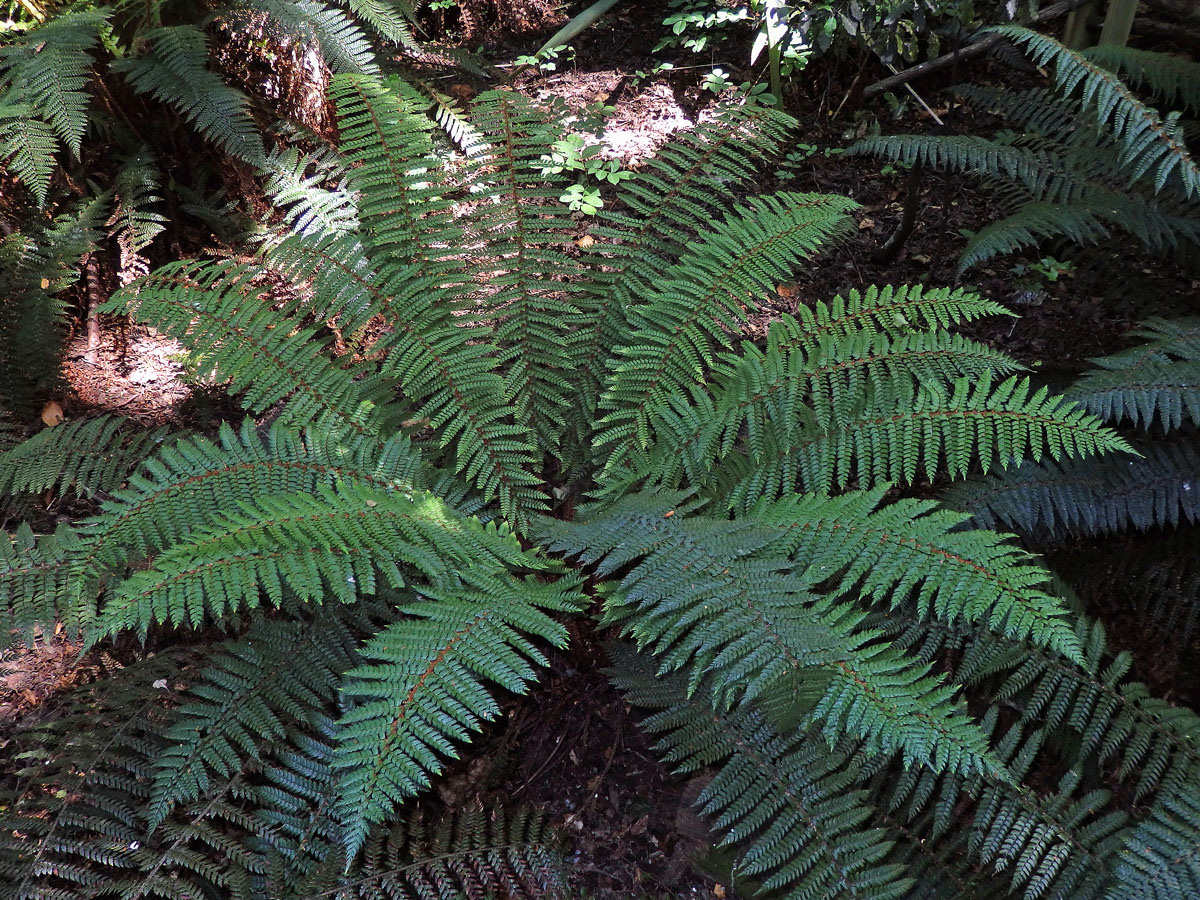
[0, 522, 86, 641]
[0, 416, 167, 499]
[1083, 44, 1200, 118]
[613, 649, 912, 900]
[958, 200, 1112, 271]
[148, 607, 361, 828]
[0, 100, 57, 204]
[92, 486, 527, 637]
[539, 493, 1002, 779]
[1068, 318, 1200, 430]
[720, 373, 1129, 503]
[113, 25, 266, 165]
[1108, 766, 1200, 900]
[333, 573, 583, 858]
[0, 9, 105, 159]
[240, 0, 379, 75]
[992, 25, 1200, 198]
[944, 438, 1197, 537]
[104, 259, 400, 437]
[596, 192, 857, 470]
[293, 804, 565, 899]
[572, 102, 795, 413]
[755, 488, 1083, 661]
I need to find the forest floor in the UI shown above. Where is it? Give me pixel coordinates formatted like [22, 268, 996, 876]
[3, 3, 1200, 898]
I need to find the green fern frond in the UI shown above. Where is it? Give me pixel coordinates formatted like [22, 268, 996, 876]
[539, 493, 1003, 779]
[106, 149, 167, 279]
[572, 102, 796, 411]
[1068, 318, 1200, 430]
[754, 487, 1083, 661]
[113, 25, 266, 165]
[0, 522, 87, 641]
[104, 258, 400, 437]
[241, 0, 379, 75]
[1108, 766, 1200, 900]
[720, 372, 1129, 504]
[0, 9, 105, 159]
[635, 324, 1022, 491]
[458, 89, 588, 446]
[0, 99, 57, 204]
[944, 438, 1197, 537]
[959, 200, 1112, 271]
[149, 607, 361, 829]
[332, 0, 419, 48]
[596, 192, 858, 467]
[92, 485, 529, 637]
[261, 145, 360, 237]
[333, 572, 583, 858]
[612, 648, 912, 900]
[992, 25, 1200, 198]
[293, 804, 565, 899]
[1083, 44, 1200, 118]
[78, 421, 459, 579]
[0, 415, 167, 499]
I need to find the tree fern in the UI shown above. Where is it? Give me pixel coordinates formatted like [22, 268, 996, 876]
[2, 70, 1185, 900]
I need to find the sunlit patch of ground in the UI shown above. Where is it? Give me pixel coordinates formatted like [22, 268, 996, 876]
[62, 326, 193, 426]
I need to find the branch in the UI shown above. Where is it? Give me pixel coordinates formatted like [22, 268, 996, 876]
[863, 0, 1096, 99]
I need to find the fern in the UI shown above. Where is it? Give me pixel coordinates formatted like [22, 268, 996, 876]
[0, 415, 168, 499]
[850, 28, 1200, 271]
[2, 70, 1184, 900]
[112, 25, 266, 166]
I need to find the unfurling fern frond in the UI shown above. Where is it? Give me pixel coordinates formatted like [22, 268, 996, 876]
[0, 415, 168, 499]
[334, 573, 584, 857]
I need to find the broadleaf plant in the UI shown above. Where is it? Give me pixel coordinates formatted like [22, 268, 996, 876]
[2, 71, 1196, 900]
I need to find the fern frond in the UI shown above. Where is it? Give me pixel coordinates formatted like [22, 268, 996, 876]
[92, 485, 530, 637]
[333, 572, 583, 858]
[1068, 317, 1200, 430]
[755, 487, 1083, 661]
[539, 493, 1003, 779]
[992, 25, 1200, 198]
[959, 200, 1112, 271]
[113, 25, 266, 165]
[457, 89, 588, 446]
[720, 372, 1130, 503]
[241, 0, 379, 75]
[293, 804, 565, 899]
[0, 9, 105, 159]
[1109, 765, 1200, 900]
[572, 102, 796, 414]
[148, 606, 361, 828]
[106, 149, 167, 283]
[332, 0, 419, 48]
[104, 258, 400, 437]
[635, 324, 1022, 491]
[0, 99, 57, 204]
[612, 648, 912, 900]
[0, 521, 87, 641]
[1083, 44, 1200, 118]
[78, 421, 460, 579]
[261, 145, 359, 238]
[0, 415, 167, 499]
[596, 192, 857, 468]
[944, 438, 1198, 537]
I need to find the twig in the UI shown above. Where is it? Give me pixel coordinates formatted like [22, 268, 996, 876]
[863, 0, 1095, 99]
